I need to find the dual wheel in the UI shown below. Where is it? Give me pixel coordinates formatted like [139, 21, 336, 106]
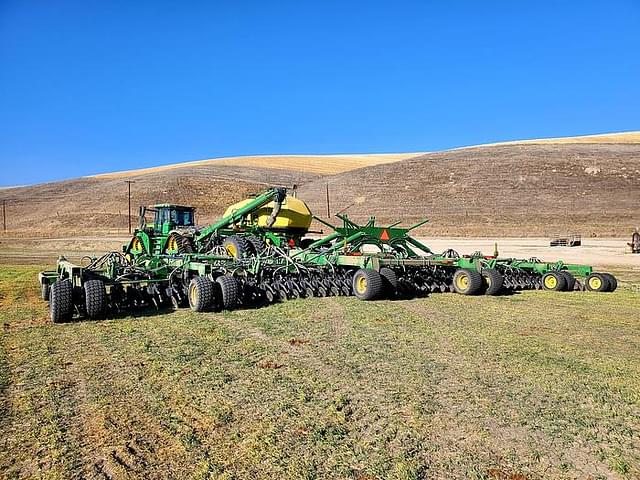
[223, 235, 267, 259]
[188, 275, 240, 312]
[351, 268, 397, 300]
[49, 278, 107, 323]
[351, 267, 504, 300]
[542, 271, 617, 292]
[452, 268, 503, 296]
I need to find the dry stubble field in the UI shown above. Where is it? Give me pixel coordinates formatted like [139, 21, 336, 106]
[1, 264, 639, 480]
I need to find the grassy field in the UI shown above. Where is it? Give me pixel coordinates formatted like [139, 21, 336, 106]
[1, 265, 639, 479]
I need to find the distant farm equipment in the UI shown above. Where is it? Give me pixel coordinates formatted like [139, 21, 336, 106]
[629, 229, 640, 254]
[550, 233, 581, 247]
[39, 187, 619, 323]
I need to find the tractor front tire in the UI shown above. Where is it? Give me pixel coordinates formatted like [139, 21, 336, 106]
[542, 271, 567, 291]
[84, 279, 107, 319]
[585, 273, 610, 292]
[167, 233, 194, 254]
[352, 268, 383, 300]
[189, 276, 214, 312]
[452, 269, 483, 295]
[216, 275, 240, 310]
[481, 269, 503, 296]
[50, 279, 73, 323]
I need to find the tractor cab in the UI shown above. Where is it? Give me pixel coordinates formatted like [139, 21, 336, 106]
[140, 204, 195, 235]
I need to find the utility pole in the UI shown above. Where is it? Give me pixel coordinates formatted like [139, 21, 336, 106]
[325, 184, 331, 218]
[125, 181, 135, 234]
[2, 200, 5, 233]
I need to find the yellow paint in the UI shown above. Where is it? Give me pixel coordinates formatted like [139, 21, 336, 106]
[588, 276, 602, 290]
[223, 195, 312, 231]
[544, 275, 557, 289]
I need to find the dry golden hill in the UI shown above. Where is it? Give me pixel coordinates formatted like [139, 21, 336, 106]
[299, 142, 640, 237]
[0, 165, 324, 236]
[0, 132, 638, 237]
[92, 153, 420, 178]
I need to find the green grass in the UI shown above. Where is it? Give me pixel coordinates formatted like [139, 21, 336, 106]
[1, 265, 639, 479]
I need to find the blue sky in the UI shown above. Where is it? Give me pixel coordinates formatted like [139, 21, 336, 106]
[1, 1, 639, 186]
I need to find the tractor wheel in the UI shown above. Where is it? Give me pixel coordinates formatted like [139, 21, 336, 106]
[41, 282, 51, 301]
[188, 276, 214, 312]
[246, 235, 267, 255]
[481, 269, 503, 296]
[166, 233, 194, 254]
[542, 271, 567, 291]
[223, 235, 253, 259]
[128, 235, 146, 255]
[585, 272, 610, 292]
[50, 279, 73, 323]
[602, 273, 618, 292]
[352, 268, 383, 300]
[560, 271, 576, 291]
[216, 275, 240, 310]
[452, 269, 483, 295]
[84, 279, 107, 319]
[380, 267, 398, 298]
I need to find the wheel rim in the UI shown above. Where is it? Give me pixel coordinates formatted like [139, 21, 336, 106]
[485, 276, 492, 287]
[588, 276, 601, 290]
[189, 283, 198, 303]
[167, 236, 178, 253]
[544, 275, 557, 289]
[225, 244, 238, 258]
[455, 273, 469, 290]
[356, 276, 367, 294]
[131, 237, 143, 253]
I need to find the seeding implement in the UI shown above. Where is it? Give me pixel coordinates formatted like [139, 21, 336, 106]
[39, 187, 619, 323]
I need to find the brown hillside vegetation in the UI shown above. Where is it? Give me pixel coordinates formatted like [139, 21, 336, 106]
[0, 134, 638, 237]
[300, 143, 640, 237]
[0, 165, 321, 236]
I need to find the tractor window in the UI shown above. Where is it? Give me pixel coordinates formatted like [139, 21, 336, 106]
[171, 209, 194, 226]
[159, 209, 170, 225]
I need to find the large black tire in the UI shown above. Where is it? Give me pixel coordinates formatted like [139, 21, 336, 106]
[41, 282, 51, 301]
[246, 235, 267, 255]
[452, 269, 483, 295]
[352, 268, 383, 300]
[585, 272, 610, 292]
[223, 235, 254, 259]
[84, 279, 107, 319]
[188, 276, 214, 312]
[166, 233, 194, 254]
[542, 271, 567, 291]
[481, 269, 503, 296]
[216, 275, 240, 310]
[379, 267, 398, 298]
[50, 279, 73, 323]
[560, 271, 576, 291]
[602, 273, 618, 292]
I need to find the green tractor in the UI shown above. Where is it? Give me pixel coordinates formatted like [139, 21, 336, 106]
[125, 203, 197, 256]
[124, 187, 315, 259]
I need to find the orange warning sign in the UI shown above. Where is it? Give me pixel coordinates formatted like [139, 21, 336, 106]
[380, 229, 390, 241]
